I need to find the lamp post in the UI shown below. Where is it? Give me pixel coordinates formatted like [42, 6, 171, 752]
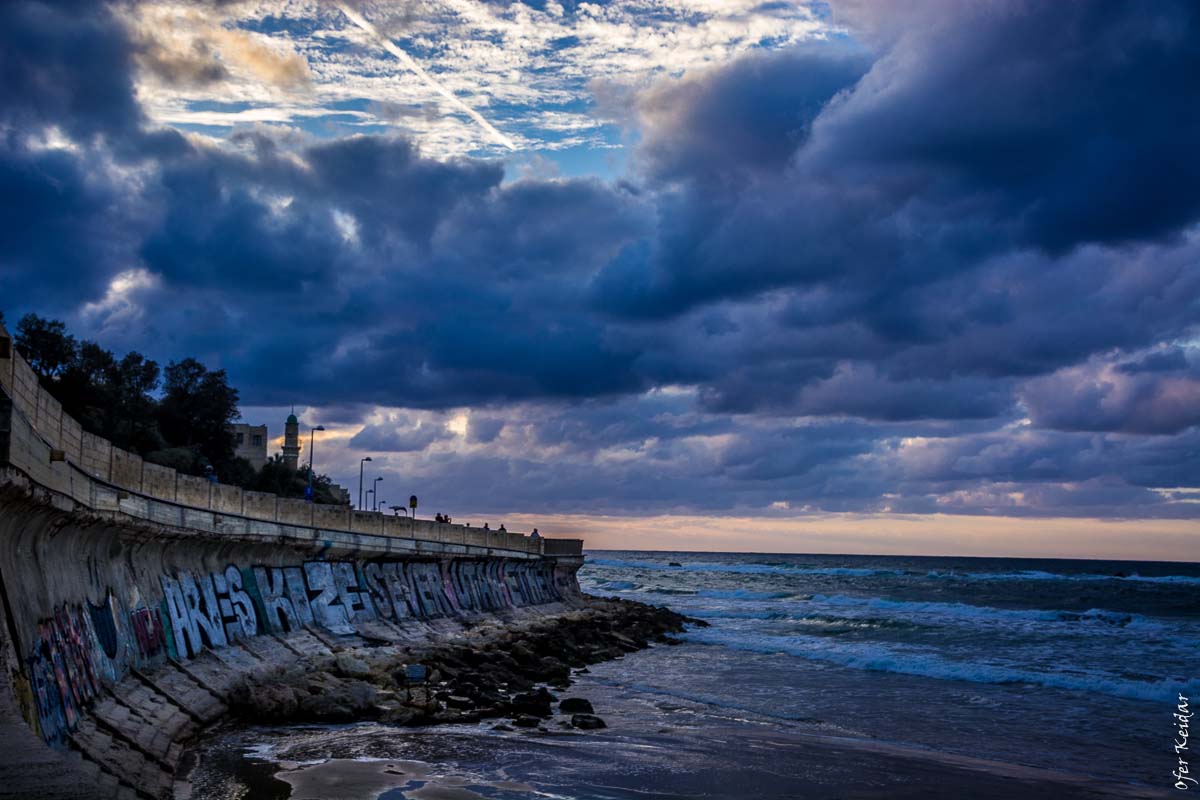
[306, 425, 326, 501]
[377, 499, 387, 515]
[366, 488, 374, 510]
[358, 456, 372, 509]
[373, 476, 384, 511]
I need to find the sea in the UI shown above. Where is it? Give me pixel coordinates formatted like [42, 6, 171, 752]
[191, 551, 1200, 799]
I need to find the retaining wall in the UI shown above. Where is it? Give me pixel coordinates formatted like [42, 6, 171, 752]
[0, 322, 585, 771]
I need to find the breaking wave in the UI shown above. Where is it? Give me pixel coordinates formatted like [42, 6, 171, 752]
[683, 628, 1199, 703]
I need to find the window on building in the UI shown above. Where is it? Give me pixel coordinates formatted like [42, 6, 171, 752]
[252, 435, 263, 446]
[236, 433, 245, 444]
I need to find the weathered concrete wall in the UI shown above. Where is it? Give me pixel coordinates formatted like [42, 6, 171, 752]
[212, 482, 243, 514]
[0, 484, 580, 750]
[0, 322, 583, 786]
[109, 448, 143, 492]
[79, 432, 111, 481]
[314, 503, 349, 530]
[276, 497, 312, 527]
[175, 474, 211, 508]
[242, 490, 276, 520]
[141, 462, 176, 502]
[0, 334, 559, 558]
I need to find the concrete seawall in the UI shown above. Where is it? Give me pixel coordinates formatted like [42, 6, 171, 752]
[0, 324, 586, 798]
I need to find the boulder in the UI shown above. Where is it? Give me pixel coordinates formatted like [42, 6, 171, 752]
[334, 652, 372, 679]
[558, 697, 593, 714]
[509, 687, 556, 717]
[512, 714, 541, 728]
[571, 714, 607, 730]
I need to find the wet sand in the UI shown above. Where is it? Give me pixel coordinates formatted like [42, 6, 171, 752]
[188, 653, 1172, 799]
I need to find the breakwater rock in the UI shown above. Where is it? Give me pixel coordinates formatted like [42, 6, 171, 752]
[226, 598, 699, 731]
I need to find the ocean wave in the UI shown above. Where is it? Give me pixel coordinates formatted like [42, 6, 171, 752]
[587, 558, 901, 578]
[690, 608, 924, 633]
[928, 569, 1200, 585]
[697, 589, 800, 600]
[682, 628, 1199, 703]
[806, 594, 1164, 630]
[593, 579, 640, 591]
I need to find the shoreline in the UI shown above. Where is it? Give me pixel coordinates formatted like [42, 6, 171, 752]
[188, 632, 1174, 800]
[174, 597, 695, 794]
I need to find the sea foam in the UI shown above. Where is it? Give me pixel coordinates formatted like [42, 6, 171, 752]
[682, 628, 1200, 703]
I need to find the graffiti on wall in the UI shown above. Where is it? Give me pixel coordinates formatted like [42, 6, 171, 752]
[25, 605, 106, 744]
[130, 606, 167, 659]
[22, 558, 564, 742]
[160, 558, 561, 657]
[160, 566, 259, 659]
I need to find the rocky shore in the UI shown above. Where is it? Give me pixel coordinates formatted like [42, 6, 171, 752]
[227, 597, 702, 733]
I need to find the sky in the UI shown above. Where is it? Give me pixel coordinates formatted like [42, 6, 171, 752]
[2, 0, 1198, 560]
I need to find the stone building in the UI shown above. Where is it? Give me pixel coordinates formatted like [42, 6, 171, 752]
[230, 423, 268, 469]
[281, 412, 301, 470]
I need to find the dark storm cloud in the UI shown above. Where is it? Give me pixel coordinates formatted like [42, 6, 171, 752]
[592, 0, 1200, 326]
[1020, 356, 1200, 436]
[0, 0, 143, 141]
[3, 0, 1199, 521]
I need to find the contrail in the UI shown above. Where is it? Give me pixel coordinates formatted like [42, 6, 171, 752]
[337, 3, 517, 151]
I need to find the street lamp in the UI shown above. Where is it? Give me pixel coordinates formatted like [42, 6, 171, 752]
[372, 476, 384, 511]
[307, 425, 326, 501]
[358, 456, 373, 509]
[377, 499, 387, 515]
[366, 488, 374, 510]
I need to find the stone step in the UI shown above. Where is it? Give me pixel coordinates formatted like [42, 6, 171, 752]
[69, 718, 172, 799]
[134, 666, 225, 725]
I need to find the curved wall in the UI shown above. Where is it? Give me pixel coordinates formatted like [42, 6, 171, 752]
[0, 324, 584, 760]
[0, 482, 579, 747]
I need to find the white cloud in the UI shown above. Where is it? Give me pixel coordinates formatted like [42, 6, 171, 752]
[126, 0, 832, 158]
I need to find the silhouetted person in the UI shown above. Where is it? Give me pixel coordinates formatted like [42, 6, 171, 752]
[498, 524, 507, 533]
[530, 528, 540, 539]
[482, 522, 490, 531]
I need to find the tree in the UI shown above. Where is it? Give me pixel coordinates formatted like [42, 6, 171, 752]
[111, 352, 162, 453]
[14, 314, 77, 380]
[253, 458, 343, 504]
[56, 341, 118, 431]
[157, 358, 240, 471]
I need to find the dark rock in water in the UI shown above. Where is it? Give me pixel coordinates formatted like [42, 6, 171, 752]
[510, 687, 556, 717]
[571, 713, 607, 730]
[537, 655, 570, 682]
[492, 723, 514, 732]
[668, 562, 683, 567]
[559, 697, 593, 714]
[512, 714, 541, 728]
[444, 695, 475, 710]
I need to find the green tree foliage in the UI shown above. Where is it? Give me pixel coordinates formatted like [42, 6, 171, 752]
[8, 312, 344, 502]
[157, 358, 239, 473]
[15, 314, 77, 380]
[255, 458, 344, 504]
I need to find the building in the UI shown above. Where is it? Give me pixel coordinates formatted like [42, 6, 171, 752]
[328, 484, 351, 506]
[281, 412, 301, 470]
[230, 423, 268, 469]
